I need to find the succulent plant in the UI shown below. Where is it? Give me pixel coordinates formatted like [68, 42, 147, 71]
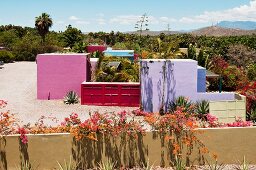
[63, 91, 79, 105]
[168, 96, 193, 113]
[195, 100, 209, 120]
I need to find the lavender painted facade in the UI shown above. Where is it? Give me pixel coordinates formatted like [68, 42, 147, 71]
[140, 59, 236, 112]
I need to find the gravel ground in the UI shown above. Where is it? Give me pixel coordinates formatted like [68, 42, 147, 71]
[0, 62, 137, 126]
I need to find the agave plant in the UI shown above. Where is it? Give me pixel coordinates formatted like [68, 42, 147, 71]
[63, 91, 79, 105]
[168, 96, 193, 113]
[195, 100, 209, 120]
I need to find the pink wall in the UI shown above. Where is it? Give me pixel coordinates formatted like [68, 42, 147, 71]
[37, 54, 88, 100]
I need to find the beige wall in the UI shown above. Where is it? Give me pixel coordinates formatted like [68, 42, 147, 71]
[1, 127, 256, 170]
[209, 94, 246, 123]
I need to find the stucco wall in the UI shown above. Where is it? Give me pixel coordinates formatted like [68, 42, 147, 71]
[209, 94, 246, 123]
[1, 128, 256, 169]
[197, 66, 206, 92]
[37, 54, 88, 100]
[140, 59, 198, 112]
[140, 59, 238, 113]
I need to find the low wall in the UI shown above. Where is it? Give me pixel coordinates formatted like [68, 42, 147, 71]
[81, 82, 140, 106]
[209, 94, 246, 123]
[1, 127, 256, 169]
[196, 92, 235, 101]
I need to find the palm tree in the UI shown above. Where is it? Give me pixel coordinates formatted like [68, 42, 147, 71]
[35, 13, 53, 42]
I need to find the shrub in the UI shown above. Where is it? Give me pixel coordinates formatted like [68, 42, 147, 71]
[247, 64, 256, 81]
[168, 96, 193, 113]
[0, 50, 14, 63]
[63, 91, 79, 105]
[195, 100, 209, 120]
[95, 57, 139, 82]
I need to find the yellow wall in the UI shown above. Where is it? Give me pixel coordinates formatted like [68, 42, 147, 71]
[1, 127, 256, 170]
[209, 94, 246, 123]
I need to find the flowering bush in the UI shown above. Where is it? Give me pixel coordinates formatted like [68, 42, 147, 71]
[144, 107, 207, 166]
[0, 100, 17, 136]
[239, 81, 256, 115]
[226, 118, 253, 127]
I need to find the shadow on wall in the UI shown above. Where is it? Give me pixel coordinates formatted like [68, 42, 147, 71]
[0, 138, 7, 170]
[71, 133, 148, 169]
[165, 61, 176, 111]
[141, 62, 153, 112]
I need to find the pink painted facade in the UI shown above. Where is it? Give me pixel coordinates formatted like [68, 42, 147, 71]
[37, 53, 89, 100]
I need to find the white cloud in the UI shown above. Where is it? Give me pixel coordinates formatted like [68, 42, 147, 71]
[109, 15, 161, 25]
[179, 0, 256, 23]
[110, 15, 140, 25]
[69, 16, 79, 21]
[76, 20, 90, 25]
[56, 20, 64, 24]
[96, 18, 106, 25]
[159, 17, 177, 23]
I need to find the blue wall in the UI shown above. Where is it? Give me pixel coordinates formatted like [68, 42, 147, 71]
[197, 66, 206, 92]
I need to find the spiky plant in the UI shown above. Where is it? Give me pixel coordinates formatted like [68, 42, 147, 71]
[98, 159, 116, 170]
[168, 96, 193, 113]
[63, 91, 79, 105]
[57, 157, 77, 170]
[16, 160, 39, 170]
[195, 100, 209, 120]
[233, 156, 252, 170]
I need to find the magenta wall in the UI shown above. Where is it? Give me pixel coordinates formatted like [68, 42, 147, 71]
[37, 54, 88, 100]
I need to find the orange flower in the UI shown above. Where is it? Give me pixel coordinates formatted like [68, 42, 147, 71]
[200, 147, 209, 154]
[165, 135, 174, 141]
[86, 133, 98, 141]
[212, 153, 218, 160]
[173, 143, 180, 155]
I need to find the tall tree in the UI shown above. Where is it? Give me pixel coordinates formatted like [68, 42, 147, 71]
[62, 25, 83, 48]
[35, 13, 53, 43]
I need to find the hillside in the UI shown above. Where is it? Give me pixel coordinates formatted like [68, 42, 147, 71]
[218, 21, 256, 30]
[191, 26, 256, 36]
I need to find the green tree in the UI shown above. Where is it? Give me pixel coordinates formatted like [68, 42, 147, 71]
[247, 64, 256, 81]
[35, 13, 53, 43]
[187, 43, 196, 59]
[62, 25, 83, 48]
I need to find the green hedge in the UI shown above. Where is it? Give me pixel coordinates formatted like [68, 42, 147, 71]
[0, 50, 14, 63]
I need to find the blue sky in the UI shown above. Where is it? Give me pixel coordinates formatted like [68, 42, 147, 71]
[0, 0, 254, 32]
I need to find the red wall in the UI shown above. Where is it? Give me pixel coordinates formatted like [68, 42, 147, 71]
[81, 82, 140, 107]
[86, 45, 107, 53]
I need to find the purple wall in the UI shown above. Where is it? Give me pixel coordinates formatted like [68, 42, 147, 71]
[140, 59, 236, 112]
[37, 54, 89, 100]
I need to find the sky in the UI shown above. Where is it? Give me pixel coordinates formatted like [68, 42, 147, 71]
[0, 0, 255, 32]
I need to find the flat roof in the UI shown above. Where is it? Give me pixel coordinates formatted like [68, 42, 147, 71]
[82, 81, 140, 85]
[37, 53, 90, 56]
[140, 59, 197, 62]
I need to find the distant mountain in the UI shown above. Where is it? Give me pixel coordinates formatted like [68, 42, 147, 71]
[217, 21, 256, 30]
[191, 26, 256, 36]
